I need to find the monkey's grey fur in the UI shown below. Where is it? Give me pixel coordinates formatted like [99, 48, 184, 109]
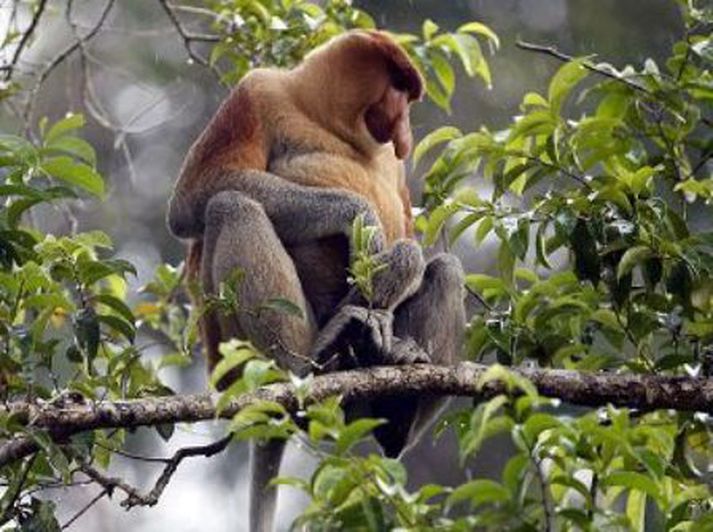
[168, 169, 465, 531]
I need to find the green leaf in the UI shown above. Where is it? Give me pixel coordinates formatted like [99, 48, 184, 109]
[522, 92, 549, 109]
[457, 21, 500, 49]
[93, 294, 134, 323]
[509, 110, 556, 140]
[626, 489, 647, 531]
[617, 246, 653, 280]
[475, 216, 493, 244]
[422, 19, 439, 40]
[535, 223, 553, 269]
[76, 261, 115, 286]
[7, 197, 44, 228]
[502, 453, 529, 495]
[23, 293, 74, 312]
[548, 58, 588, 113]
[41, 156, 105, 198]
[242, 359, 283, 391]
[435, 33, 490, 87]
[551, 475, 593, 507]
[210, 340, 259, 390]
[413, 126, 461, 168]
[97, 314, 136, 343]
[43, 136, 96, 165]
[522, 413, 562, 443]
[335, 418, 385, 454]
[447, 479, 510, 508]
[18, 498, 61, 532]
[430, 52, 456, 98]
[423, 203, 457, 246]
[44, 113, 85, 143]
[601, 471, 661, 505]
[498, 240, 516, 287]
[449, 212, 480, 244]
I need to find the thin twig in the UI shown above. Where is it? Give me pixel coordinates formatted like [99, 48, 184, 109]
[80, 435, 231, 509]
[0, 454, 36, 526]
[587, 471, 598, 520]
[93, 443, 172, 464]
[516, 40, 652, 95]
[22, 0, 116, 130]
[60, 488, 109, 530]
[157, 0, 221, 77]
[169, 4, 220, 18]
[516, 39, 713, 129]
[465, 285, 493, 311]
[3, 0, 49, 81]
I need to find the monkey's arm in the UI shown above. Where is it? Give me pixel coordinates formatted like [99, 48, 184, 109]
[168, 169, 384, 249]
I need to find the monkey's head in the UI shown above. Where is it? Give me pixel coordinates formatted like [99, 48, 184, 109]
[290, 30, 424, 160]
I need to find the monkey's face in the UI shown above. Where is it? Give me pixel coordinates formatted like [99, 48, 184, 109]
[364, 85, 413, 159]
[357, 30, 422, 159]
[295, 30, 423, 160]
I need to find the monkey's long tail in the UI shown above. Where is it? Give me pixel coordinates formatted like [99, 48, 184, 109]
[250, 438, 286, 532]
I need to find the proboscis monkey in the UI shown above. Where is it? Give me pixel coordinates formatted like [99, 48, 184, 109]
[167, 30, 465, 531]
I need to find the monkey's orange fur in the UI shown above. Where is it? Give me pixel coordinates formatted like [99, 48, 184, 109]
[171, 30, 423, 370]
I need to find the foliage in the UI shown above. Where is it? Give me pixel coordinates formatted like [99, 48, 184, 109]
[0, 0, 711, 530]
[0, 114, 168, 528]
[347, 214, 387, 304]
[205, 0, 496, 111]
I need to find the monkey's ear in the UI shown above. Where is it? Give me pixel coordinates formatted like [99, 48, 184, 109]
[366, 31, 424, 101]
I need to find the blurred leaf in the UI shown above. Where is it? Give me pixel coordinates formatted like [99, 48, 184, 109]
[447, 479, 510, 508]
[413, 126, 461, 168]
[617, 246, 653, 280]
[41, 157, 104, 199]
[548, 58, 588, 113]
[44, 113, 85, 143]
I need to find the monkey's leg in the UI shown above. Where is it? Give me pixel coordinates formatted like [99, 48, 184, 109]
[203, 191, 317, 532]
[312, 240, 425, 370]
[373, 253, 466, 457]
[203, 190, 317, 375]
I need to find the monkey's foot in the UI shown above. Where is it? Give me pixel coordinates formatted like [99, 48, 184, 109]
[387, 336, 430, 365]
[312, 305, 393, 371]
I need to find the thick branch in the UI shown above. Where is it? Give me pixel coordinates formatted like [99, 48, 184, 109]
[1, 362, 713, 469]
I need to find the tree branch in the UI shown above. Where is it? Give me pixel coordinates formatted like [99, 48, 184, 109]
[22, 0, 116, 128]
[2, 0, 49, 81]
[79, 435, 231, 509]
[516, 40, 652, 95]
[157, 0, 220, 76]
[516, 40, 713, 128]
[1, 362, 712, 469]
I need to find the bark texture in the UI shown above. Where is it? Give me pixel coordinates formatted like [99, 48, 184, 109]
[1, 362, 712, 468]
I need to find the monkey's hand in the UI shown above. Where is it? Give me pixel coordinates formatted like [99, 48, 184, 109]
[388, 336, 430, 365]
[312, 305, 393, 372]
